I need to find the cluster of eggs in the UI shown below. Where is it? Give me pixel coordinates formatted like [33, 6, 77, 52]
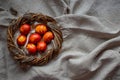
[16, 24, 54, 55]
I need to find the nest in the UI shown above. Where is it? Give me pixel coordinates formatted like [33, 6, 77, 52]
[7, 13, 63, 69]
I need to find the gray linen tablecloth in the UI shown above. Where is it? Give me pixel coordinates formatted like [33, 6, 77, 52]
[0, 0, 120, 80]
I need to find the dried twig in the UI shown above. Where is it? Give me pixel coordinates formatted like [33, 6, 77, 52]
[7, 13, 63, 69]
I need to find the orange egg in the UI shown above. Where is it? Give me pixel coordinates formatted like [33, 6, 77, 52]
[35, 24, 47, 35]
[43, 31, 54, 43]
[17, 35, 27, 46]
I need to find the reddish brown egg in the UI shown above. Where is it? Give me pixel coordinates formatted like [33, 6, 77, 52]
[29, 33, 41, 44]
[26, 43, 37, 55]
[20, 24, 31, 35]
[37, 41, 47, 52]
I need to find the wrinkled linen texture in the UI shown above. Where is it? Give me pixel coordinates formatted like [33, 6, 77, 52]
[0, 0, 120, 80]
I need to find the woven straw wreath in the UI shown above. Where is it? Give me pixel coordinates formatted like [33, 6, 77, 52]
[7, 13, 63, 69]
